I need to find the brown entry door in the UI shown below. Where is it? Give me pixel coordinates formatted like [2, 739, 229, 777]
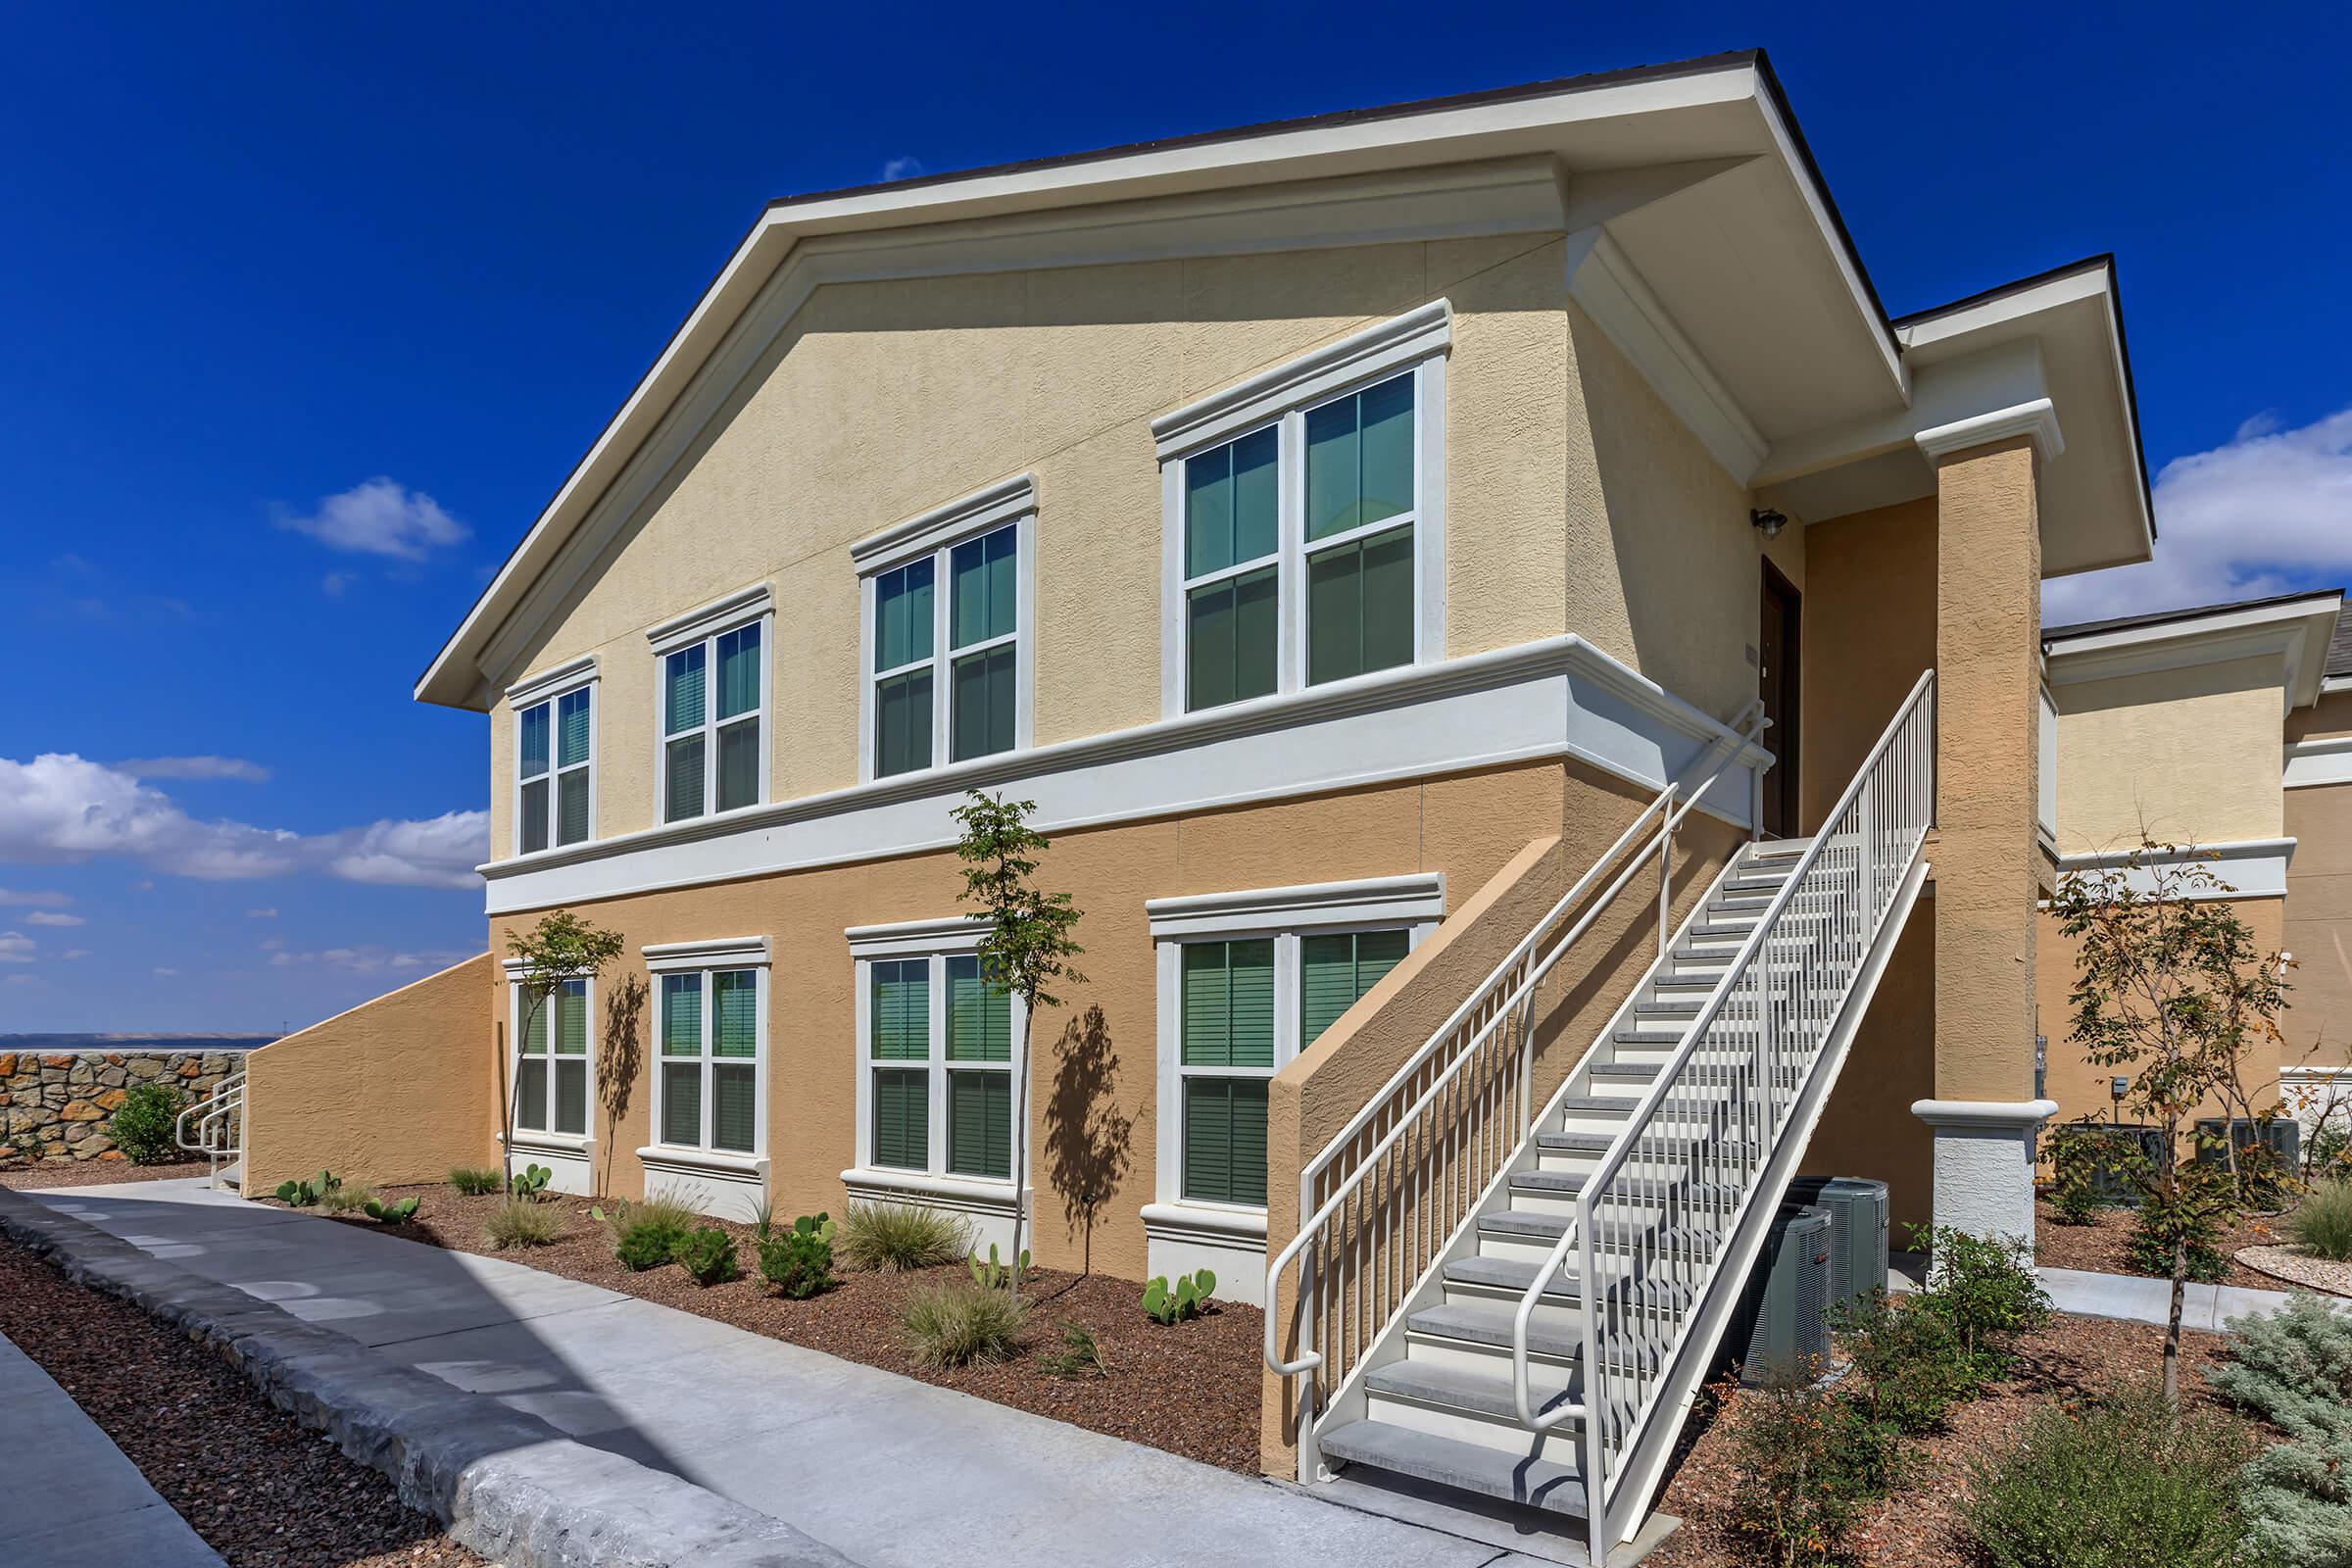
[1758, 563, 1801, 838]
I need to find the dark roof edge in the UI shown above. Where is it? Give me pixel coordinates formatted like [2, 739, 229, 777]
[2045, 585, 2344, 644]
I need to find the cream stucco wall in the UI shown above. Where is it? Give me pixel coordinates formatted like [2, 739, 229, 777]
[2053, 654, 2285, 855]
[479, 222, 1778, 857]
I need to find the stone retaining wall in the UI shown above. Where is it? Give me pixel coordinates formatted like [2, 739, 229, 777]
[0, 1052, 239, 1165]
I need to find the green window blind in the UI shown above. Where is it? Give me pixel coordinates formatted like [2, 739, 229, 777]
[872, 1067, 928, 1169]
[520, 993, 549, 1054]
[1186, 564, 1278, 711]
[518, 703, 550, 777]
[874, 559, 935, 672]
[946, 956, 1010, 1061]
[1300, 928, 1411, 1047]
[951, 644, 1015, 762]
[875, 668, 933, 778]
[554, 1060, 587, 1136]
[662, 974, 702, 1056]
[716, 718, 759, 811]
[1183, 1077, 1268, 1205]
[557, 771, 590, 846]
[1307, 523, 1414, 686]
[662, 1062, 701, 1146]
[712, 1063, 756, 1153]
[514, 1058, 547, 1132]
[1305, 374, 1414, 541]
[554, 980, 587, 1055]
[663, 645, 706, 735]
[664, 734, 705, 822]
[556, 688, 591, 768]
[519, 778, 549, 855]
[947, 1070, 1010, 1178]
[1184, 426, 1278, 577]
[715, 623, 760, 720]
[713, 970, 757, 1056]
[950, 526, 1017, 649]
[1181, 940, 1274, 1067]
[870, 959, 928, 1059]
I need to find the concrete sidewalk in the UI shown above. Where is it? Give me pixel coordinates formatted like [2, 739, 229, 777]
[2040, 1264, 2332, 1331]
[0, 1328, 223, 1568]
[19, 1179, 1563, 1568]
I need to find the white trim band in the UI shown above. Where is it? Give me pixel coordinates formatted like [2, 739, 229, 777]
[647, 582, 773, 656]
[1915, 397, 2064, 464]
[2287, 735, 2352, 790]
[841, 1166, 1025, 1215]
[1150, 300, 1452, 461]
[1140, 1200, 1270, 1245]
[1146, 873, 1446, 940]
[1911, 1098, 2059, 1131]
[641, 935, 772, 972]
[2054, 837, 2295, 900]
[850, 472, 1037, 574]
[505, 655, 600, 710]
[637, 1146, 767, 1181]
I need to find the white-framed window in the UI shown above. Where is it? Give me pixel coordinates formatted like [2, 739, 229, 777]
[852, 474, 1036, 782]
[648, 584, 772, 825]
[1152, 301, 1449, 716]
[506, 968, 592, 1140]
[846, 917, 1024, 1185]
[506, 657, 598, 855]
[645, 937, 769, 1159]
[1146, 874, 1445, 1211]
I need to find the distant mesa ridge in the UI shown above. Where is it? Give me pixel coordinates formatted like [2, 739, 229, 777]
[0, 1032, 281, 1054]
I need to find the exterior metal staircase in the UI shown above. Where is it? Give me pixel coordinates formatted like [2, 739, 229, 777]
[1265, 672, 1935, 1561]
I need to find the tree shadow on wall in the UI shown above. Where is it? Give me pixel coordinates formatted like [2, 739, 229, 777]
[599, 974, 647, 1199]
[1045, 1004, 1132, 1278]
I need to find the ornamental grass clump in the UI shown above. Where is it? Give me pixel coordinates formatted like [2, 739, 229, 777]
[837, 1200, 970, 1273]
[318, 1181, 379, 1216]
[902, 1282, 1027, 1370]
[449, 1166, 503, 1197]
[1960, 1381, 2252, 1568]
[2290, 1179, 2352, 1263]
[2213, 1292, 2352, 1566]
[484, 1195, 565, 1249]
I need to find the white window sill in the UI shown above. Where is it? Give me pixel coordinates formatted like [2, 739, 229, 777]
[841, 1166, 1027, 1216]
[637, 1145, 767, 1183]
[505, 1130, 591, 1153]
[1140, 1200, 1269, 1246]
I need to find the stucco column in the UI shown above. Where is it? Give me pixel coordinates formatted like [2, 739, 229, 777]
[1916, 430, 2057, 1242]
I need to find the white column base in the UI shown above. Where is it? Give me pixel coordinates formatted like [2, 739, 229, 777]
[1911, 1098, 2058, 1245]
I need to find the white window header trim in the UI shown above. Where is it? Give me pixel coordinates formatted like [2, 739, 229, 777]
[642, 935, 772, 972]
[850, 472, 1037, 576]
[1151, 299, 1452, 461]
[844, 913, 993, 958]
[1146, 872, 1446, 940]
[505, 655, 600, 710]
[647, 582, 774, 656]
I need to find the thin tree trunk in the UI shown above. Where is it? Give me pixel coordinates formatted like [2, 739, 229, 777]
[1009, 1010, 1031, 1298]
[2165, 1233, 2185, 1407]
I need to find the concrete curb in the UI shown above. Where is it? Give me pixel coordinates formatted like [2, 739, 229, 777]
[0, 1190, 860, 1568]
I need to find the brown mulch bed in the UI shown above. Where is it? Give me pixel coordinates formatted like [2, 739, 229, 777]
[1647, 1313, 2235, 1567]
[267, 1184, 1265, 1474]
[0, 1156, 213, 1190]
[0, 1235, 483, 1568]
[2033, 1197, 2286, 1291]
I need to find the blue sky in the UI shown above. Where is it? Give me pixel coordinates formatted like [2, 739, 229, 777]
[3, 4, 2347, 1031]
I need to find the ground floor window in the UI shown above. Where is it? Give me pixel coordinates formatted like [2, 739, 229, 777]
[511, 976, 589, 1137]
[850, 921, 1023, 1187]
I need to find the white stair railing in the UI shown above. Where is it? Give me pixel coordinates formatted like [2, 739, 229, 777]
[1510, 670, 1936, 1547]
[1263, 702, 1765, 1479]
[174, 1070, 246, 1191]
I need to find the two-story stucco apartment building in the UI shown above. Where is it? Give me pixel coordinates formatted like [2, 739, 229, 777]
[226, 50, 2167, 1548]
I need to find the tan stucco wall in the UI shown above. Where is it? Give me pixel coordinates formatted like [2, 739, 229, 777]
[2053, 655, 2285, 854]
[243, 953, 497, 1193]
[1795, 498, 1938, 834]
[2287, 780, 2352, 1069]
[485, 760, 1630, 1286]
[480, 228, 1779, 856]
[1804, 901, 1936, 1236]
[2290, 690, 2352, 746]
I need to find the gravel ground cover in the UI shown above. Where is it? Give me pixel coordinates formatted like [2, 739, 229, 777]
[2237, 1242, 2352, 1296]
[0, 1234, 484, 1568]
[1646, 1312, 2233, 1568]
[270, 1182, 1266, 1474]
[0, 1156, 212, 1190]
[2032, 1197, 2285, 1290]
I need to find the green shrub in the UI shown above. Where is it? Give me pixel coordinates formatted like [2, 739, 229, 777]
[2307, 1123, 2352, 1182]
[676, 1226, 740, 1287]
[2291, 1180, 2352, 1262]
[1141, 1269, 1216, 1325]
[2044, 1121, 2121, 1225]
[1039, 1321, 1107, 1379]
[1911, 1225, 2049, 1368]
[363, 1195, 420, 1226]
[2129, 1204, 2228, 1283]
[902, 1282, 1027, 1369]
[757, 1213, 836, 1298]
[109, 1082, 185, 1165]
[1834, 1292, 1985, 1433]
[837, 1200, 970, 1272]
[2214, 1293, 2352, 1565]
[1721, 1376, 1902, 1567]
[449, 1166, 503, 1197]
[1960, 1382, 2251, 1568]
[616, 1217, 690, 1271]
[484, 1195, 564, 1249]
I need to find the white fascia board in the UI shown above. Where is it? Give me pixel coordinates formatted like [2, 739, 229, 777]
[850, 472, 1037, 574]
[479, 634, 1773, 916]
[1752, 338, 2050, 488]
[2047, 595, 2340, 710]
[2287, 734, 2352, 790]
[2054, 837, 2296, 900]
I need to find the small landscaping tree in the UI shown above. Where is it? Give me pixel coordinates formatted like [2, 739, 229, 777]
[2051, 840, 2290, 1405]
[503, 910, 626, 1195]
[950, 790, 1084, 1301]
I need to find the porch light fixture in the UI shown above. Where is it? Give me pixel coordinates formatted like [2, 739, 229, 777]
[1749, 508, 1788, 539]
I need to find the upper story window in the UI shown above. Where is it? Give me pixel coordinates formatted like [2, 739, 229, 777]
[853, 474, 1036, 783]
[645, 937, 770, 1160]
[647, 585, 772, 825]
[848, 918, 1023, 1184]
[506, 657, 598, 856]
[1153, 301, 1449, 717]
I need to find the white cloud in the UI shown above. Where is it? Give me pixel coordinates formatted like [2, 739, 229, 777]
[24, 910, 82, 926]
[0, 887, 71, 907]
[2, 974, 31, 987]
[58, 949, 88, 960]
[277, 477, 469, 562]
[269, 944, 473, 976]
[0, 754, 486, 890]
[0, 932, 33, 963]
[880, 155, 925, 181]
[117, 756, 271, 783]
[152, 966, 178, 977]
[322, 571, 358, 597]
[2046, 406, 2352, 623]
[246, 907, 277, 919]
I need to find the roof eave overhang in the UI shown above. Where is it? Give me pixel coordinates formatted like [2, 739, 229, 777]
[2046, 592, 2343, 711]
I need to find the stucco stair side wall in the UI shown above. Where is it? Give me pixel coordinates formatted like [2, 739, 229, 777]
[242, 953, 498, 1195]
[1801, 902, 1937, 1236]
[2285, 779, 2352, 1071]
[480, 232, 1585, 856]
[1796, 497, 1937, 837]
[1257, 782, 1743, 1476]
[2054, 654, 2288, 856]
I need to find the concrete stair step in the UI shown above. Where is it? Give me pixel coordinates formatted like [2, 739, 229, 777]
[1317, 1420, 1590, 1519]
[1363, 1359, 1582, 1425]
